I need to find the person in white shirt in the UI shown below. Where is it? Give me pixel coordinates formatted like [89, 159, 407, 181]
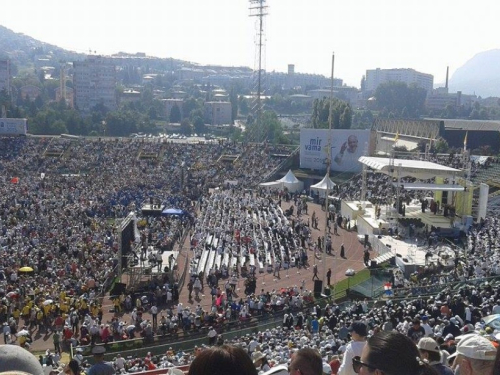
[338, 321, 367, 375]
[421, 316, 434, 337]
[114, 354, 126, 370]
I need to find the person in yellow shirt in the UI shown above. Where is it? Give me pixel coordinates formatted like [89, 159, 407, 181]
[91, 304, 99, 317]
[43, 303, 51, 317]
[36, 309, 44, 331]
[60, 301, 68, 314]
[12, 307, 21, 323]
[113, 298, 121, 313]
[22, 304, 30, 321]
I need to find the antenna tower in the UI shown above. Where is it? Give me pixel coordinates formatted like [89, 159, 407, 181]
[249, 0, 268, 143]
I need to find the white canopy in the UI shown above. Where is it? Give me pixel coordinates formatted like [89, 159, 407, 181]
[279, 170, 300, 184]
[259, 170, 304, 192]
[310, 174, 336, 197]
[394, 183, 465, 192]
[358, 156, 461, 180]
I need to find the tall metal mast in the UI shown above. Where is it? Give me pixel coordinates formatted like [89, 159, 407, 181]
[324, 52, 335, 298]
[249, 0, 268, 143]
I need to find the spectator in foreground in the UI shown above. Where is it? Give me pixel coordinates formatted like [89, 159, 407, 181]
[338, 321, 367, 375]
[448, 334, 496, 375]
[353, 331, 438, 375]
[0, 344, 44, 375]
[417, 337, 453, 375]
[289, 348, 323, 375]
[188, 345, 257, 375]
[88, 346, 114, 375]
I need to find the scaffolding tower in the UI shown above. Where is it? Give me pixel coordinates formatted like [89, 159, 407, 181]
[248, 0, 268, 143]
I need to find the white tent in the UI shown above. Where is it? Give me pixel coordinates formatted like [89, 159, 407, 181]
[259, 170, 304, 192]
[310, 174, 336, 197]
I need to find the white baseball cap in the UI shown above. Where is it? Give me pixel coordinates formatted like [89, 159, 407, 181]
[448, 334, 497, 361]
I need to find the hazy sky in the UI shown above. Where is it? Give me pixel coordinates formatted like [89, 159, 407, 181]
[0, 0, 498, 88]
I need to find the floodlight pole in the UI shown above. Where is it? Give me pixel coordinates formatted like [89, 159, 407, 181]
[323, 52, 334, 300]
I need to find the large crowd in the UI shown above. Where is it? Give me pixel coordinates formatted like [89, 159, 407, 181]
[2, 136, 500, 375]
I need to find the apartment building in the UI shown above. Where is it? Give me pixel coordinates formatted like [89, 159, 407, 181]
[365, 68, 433, 93]
[204, 101, 232, 125]
[73, 56, 116, 113]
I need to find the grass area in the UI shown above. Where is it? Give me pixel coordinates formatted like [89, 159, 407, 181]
[330, 268, 371, 297]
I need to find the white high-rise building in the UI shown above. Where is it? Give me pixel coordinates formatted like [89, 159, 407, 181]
[204, 101, 232, 125]
[73, 56, 116, 113]
[0, 59, 11, 96]
[365, 68, 433, 93]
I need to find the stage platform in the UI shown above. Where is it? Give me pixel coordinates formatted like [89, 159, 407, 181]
[141, 203, 165, 216]
[405, 208, 454, 229]
[131, 246, 179, 275]
[344, 200, 458, 238]
[371, 235, 456, 278]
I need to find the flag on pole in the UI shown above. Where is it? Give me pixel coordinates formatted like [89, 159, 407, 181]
[463, 131, 468, 151]
[384, 282, 393, 296]
[394, 132, 399, 142]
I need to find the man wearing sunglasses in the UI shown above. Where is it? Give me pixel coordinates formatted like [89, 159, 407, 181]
[288, 348, 322, 375]
[337, 321, 368, 375]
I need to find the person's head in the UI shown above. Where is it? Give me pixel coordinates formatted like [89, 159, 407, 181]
[289, 348, 322, 375]
[188, 345, 257, 375]
[348, 321, 368, 340]
[347, 135, 358, 153]
[91, 345, 106, 360]
[448, 334, 496, 375]
[353, 331, 438, 375]
[417, 337, 441, 363]
[253, 351, 267, 367]
[0, 345, 44, 375]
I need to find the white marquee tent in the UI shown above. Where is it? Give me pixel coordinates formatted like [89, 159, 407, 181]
[310, 174, 336, 197]
[259, 170, 304, 192]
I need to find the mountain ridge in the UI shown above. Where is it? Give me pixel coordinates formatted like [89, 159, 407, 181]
[448, 49, 500, 98]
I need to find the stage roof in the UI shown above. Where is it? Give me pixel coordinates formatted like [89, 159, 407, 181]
[358, 156, 461, 179]
[393, 183, 465, 192]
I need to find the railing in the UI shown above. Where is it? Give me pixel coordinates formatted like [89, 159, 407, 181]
[73, 293, 360, 362]
[372, 274, 500, 299]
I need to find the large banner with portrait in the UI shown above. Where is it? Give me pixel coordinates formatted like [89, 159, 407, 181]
[300, 129, 371, 172]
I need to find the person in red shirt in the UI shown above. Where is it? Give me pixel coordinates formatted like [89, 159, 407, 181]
[329, 355, 340, 374]
[145, 358, 156, 370]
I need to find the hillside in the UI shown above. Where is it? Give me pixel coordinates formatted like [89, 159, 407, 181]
[449, 49, 500, 98]
[0, 25, 85, 69]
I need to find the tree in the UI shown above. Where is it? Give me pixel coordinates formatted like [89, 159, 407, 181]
[169, 104, 182, 123]
[105, 111, 139, 136]
[375, 82, 426, 118]
[239, 96, 250, 115]
[432, 138, 449, 154]
[147, 106, 157, 120]
[311, 97, 352, 129]
[182, 97, 200, 119]
[180, 118, 192, 135]
[192, 116, 205, 134]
